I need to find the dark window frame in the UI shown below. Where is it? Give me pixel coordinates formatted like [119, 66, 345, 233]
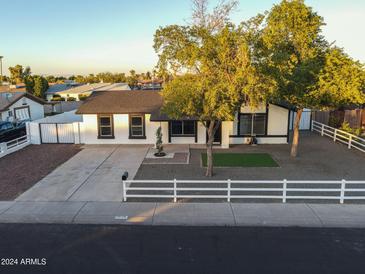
[238, 113, 267, 137]
[129, 114, 146, 139]
[97, 114, 114, 139]
[170, 120, 196, 137]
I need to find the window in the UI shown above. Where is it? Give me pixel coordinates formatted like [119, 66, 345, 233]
[98, 115, 114, 139]
[171, 121, 195, 136]
[239, 113, 266, 136]
[129, 115, 145, 138]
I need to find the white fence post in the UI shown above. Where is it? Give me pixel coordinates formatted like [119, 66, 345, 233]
[122, 180, 127, 202]
[173, 179, 177, 203]
[321, 124, 324, 136]
[348, 136, 352, 149]
[282, 179, 287, 203]
[340, 179, 346, 204]
[333, 128, 337, 142]
[227, 179, 231, 202]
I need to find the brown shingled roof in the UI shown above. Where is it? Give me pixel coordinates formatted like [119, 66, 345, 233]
[76, 90, 163, 114]
[0, 92, 47, 112]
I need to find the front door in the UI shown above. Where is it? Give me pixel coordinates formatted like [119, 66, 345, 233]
[206, 122, 222, 145]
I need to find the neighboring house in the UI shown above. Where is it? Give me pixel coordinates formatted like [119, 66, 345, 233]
[45, 83, 79, 101]
[44, 101, 84, 115]
[0, 92, 46, 122]
[138, 80, 163, 90]
[0, 84, 27, 93]
[76, 90, 291, 148]
[52, 83, 131, 101]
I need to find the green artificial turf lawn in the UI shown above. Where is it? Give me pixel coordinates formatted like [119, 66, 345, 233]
[201, 153, 279, 167]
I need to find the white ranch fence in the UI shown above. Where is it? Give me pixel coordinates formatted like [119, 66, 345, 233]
[0, 135, 30, 158]
[312, 120, 365, 153]
[123, 179, 365, 204]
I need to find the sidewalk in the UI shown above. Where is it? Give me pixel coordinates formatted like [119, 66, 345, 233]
[1, 201, 365, 227]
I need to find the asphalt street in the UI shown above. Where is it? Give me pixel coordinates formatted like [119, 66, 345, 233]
[0, 224, 365, 274]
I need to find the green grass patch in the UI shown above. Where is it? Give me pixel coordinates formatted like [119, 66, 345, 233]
[201, 153, 279, 167]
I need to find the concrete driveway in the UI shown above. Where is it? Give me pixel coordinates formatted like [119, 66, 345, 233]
[16, 145, 149, 202]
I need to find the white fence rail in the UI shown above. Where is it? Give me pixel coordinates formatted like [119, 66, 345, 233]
[123, 179, 365, 203]
[312, 120, 365, 153]
[0, 135, 30, 158]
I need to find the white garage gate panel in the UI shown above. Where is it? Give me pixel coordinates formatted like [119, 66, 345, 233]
[57, 124, 75, 143]
[289, 110, 312, 130]
[40, 123, 75, 144]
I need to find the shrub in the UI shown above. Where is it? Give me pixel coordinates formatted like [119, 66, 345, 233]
[155, 126, 163, 154]
[328, 115, 342, 128]
[340, 122, 362, 136]
[67, 97, 76, 101]
[78, 94, 89, 101]
[51, 95, 65, 101]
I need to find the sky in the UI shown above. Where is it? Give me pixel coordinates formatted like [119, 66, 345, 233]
[0, 0, 364, 76]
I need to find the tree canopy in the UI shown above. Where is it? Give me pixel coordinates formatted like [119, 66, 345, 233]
[260, 0, 365, 156]
[155, 0, 276, 176]
[8, 65, 31, 84]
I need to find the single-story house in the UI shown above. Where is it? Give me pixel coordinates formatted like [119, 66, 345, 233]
[45, 83, 78, 101]
[76, 90, 292, 148]
[0, 91, 46, 122]
[52, 83, 131, 101]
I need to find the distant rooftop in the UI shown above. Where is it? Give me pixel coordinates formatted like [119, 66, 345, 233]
[46, 83, 76, 94]
[93, 83, 131, 91]
[55, 83, 111, 95]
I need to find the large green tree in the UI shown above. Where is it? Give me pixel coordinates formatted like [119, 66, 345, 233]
[127, 70, 139, 89]
[8, 65, 31, 84]
[155, 0, 275, 176]
[261, 0, 364, 157]
[33, 76, 49, 98]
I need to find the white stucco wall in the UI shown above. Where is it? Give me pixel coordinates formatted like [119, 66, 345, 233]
[229, 136, 287, 145]
[78, 103, 289, 146]
[80, 116, 208, 145]
[60, 91, 93, 101]
[267, 104, 289, 136]
[1, 97, 44, 122]
[230, 103, 289, 145]
[81, 114, 161, 144]
[221, 121, 233, 148]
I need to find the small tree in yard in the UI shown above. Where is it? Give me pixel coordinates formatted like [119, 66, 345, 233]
[154, 0, 275, 176]
[261, 0, 365, 157]
[155, 126, 164, 156]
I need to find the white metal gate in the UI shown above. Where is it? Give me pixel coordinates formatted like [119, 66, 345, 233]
[290, 110, 312, 130]
[40, 123, 75, 144]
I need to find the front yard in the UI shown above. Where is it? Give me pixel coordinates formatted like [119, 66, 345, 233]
[0, 144, 82, 200]
[135, 132, 365, 180]
[201, 153, 279, 167]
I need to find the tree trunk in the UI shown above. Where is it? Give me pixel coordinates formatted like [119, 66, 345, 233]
[290, 108, 303, 157]
[205, 121, 215, 177]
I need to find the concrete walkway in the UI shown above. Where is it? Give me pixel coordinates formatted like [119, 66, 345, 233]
[1, 201, 365, 227]
[16, 145, 149, 202]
